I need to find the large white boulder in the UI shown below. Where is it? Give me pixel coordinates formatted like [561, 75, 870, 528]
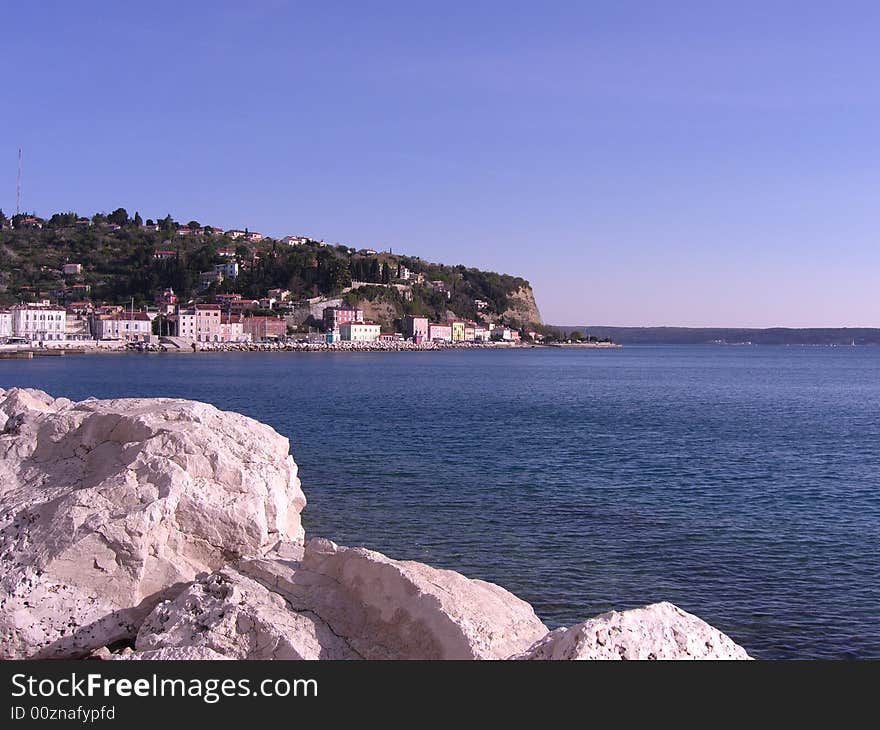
[513, 602, 751, 660]
[135, 539, 549, 660]
[0, 388, 306, 658]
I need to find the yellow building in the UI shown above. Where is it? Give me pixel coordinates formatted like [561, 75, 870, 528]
[451, 321, 466, 342]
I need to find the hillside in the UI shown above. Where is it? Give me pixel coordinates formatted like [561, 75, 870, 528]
[0, 210, 543, 330]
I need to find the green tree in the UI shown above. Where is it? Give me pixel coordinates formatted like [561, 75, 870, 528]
[108, 207, 129, 226]
[133, 211, 143, 228]
[569, 330, 584, 341]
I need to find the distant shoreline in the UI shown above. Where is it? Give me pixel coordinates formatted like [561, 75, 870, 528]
[559, 325, 880, 346]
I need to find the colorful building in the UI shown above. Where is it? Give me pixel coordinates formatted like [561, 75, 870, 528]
[428, 322, 452, 342]
[323, 306, 364, 330]
[451, 321, 466, 342]
[95, 312, 152, 342]
[243, 316, 286, 341]
[339, 321, 381, 342]
[402, 315, 429, 343]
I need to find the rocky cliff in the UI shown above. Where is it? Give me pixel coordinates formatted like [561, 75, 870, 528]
[502, 285, 543, 327]
[0, 387, 749, 660]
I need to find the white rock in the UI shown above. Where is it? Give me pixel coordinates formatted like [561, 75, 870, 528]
[0, 388, 306, 658]
[111, 646, 231, 660]
[237, 538, 549, 659]
[513, 602, 751, 660]
[135, 568, 358, 659]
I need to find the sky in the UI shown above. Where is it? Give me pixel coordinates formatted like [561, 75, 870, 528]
[1, 0, 879, 327]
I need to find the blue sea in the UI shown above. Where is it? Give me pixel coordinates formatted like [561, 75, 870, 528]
[1, 346, 878, 659]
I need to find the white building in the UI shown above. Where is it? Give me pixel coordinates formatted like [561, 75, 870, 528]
[0, 310, 12, 340]
[220, 314, 250, 343]
[473, 325, 490, 342]
[214, 261, 239, 280]
[94, 313, 152, 342]
[11, 304, 67, 342]
[339, 321, 381, 342]
[62, 263, 83, 275]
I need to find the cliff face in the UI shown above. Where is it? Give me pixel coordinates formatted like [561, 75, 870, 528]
[502, 285, 543, 326]
[0, 387, 749, 660]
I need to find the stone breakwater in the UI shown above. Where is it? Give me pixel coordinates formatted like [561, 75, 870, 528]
[130, 340, 533, 353]
[0, 387, 751, 660]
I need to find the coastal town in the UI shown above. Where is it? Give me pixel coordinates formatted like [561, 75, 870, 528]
[0, 211, 615, 352]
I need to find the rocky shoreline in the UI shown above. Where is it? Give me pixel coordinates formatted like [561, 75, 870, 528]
[0, 387, 749, 660]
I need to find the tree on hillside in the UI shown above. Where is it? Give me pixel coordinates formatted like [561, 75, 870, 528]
[92, 212, 107, 225]
[108, 208, 129, 226]
[48, 212, 79, 227]
[160, 214, 176, 233]
[187, 220, 201, 230]
[569, 330, 584, 341]
[133, 211, 143, 228]
[0, 209, 8, 228]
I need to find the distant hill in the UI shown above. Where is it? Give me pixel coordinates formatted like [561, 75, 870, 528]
[0, 210, 543, 330]
[558, 326, 880, 346]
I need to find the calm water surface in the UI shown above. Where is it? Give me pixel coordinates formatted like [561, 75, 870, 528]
[2, 346, 878, 659]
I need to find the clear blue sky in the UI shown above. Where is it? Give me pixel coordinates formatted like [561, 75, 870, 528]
[2, 1, 879, 327]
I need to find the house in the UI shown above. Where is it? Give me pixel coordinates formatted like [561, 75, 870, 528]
[244, 231, 263, 242]
[473, 325, 489, 342]
[450, 321, 466, 342]
[10, 304, 66, 341]
[464, 322, 476, 341]
[174, 304, 224, 342]
[225, 229, 247, 239]
[199, 270, 224, 289]
[153, 249, 176, 261]
[94, 312, 152, 342]
[243, 316, 286, 341]
[67, 301, 94, 315]
[220, 313, 249, 343]
[215, 293, 242, 308]
[64, 311, 92, 340]
[230, 299, 260, 313]
[62, 263, 83, 276]
[474, 299, 490, 311]
[217, 247, 236, 258]
[378, 332, 403, 342]
[397, 266, 413, 281]
[282, 236, 309, 246]
[204, 226, 225, 236]
[105, 223, 122, 231]
[267, 288, 291, 302]
[140, 223, 160, 232]
[339, 321, 381, 342]
[76, 218, 92, 229]
[17, 216, 43, 229]
[214, 261, 239, 280]
[491, 325, 520, 342]
[358, 248, 378, 256]
[402, 315, 429, 344]
[323, 306, 364, 330]
[258, 297, 277, 310]
[428, 322, 452, 342]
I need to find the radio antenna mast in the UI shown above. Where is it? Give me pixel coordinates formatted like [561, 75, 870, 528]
[16, 147, 21, 215]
